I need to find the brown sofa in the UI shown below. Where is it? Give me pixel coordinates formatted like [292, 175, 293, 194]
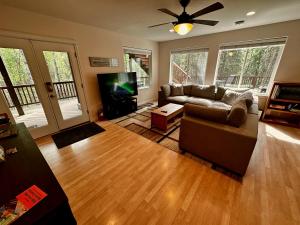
[158, 84, 258, 176]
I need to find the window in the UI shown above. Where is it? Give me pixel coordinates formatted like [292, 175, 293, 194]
[123, 48, 152, 88]
[170, 49, 208, 84]
[214, 39, 286, 94]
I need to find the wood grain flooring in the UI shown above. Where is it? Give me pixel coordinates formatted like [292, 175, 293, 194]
[36, 121, 300, 225]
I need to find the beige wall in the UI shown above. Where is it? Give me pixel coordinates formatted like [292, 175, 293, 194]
[159, 19, 300, 87]
[0, 5, 159, 121]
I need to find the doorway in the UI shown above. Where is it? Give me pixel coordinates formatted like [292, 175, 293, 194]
[0, 36, 89, 138]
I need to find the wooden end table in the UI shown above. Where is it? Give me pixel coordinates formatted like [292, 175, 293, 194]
[151, 103, 184, 132]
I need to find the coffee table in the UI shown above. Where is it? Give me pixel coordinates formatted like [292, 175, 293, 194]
[151, 103, 184, 132]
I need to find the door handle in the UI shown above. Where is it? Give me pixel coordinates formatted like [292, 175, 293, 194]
[45, 82, 54, 92]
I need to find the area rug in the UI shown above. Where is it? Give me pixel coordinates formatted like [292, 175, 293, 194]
[52, 122, 105, 149]
[110, 103, 239, 179]
[110, 103, 182, 153]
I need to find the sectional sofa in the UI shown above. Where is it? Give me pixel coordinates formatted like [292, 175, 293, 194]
[158, 84, 258, 176]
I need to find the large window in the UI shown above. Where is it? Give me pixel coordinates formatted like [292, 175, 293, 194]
[124, 48, 152, 88]
[170, 49, 208, 84]
[215, 39, 286, 94]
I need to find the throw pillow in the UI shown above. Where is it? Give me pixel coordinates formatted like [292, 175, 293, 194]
[184, 103, 229, 124]
[170, 85, 184, 96]
[235, 91, 254, 108]
[221, 90, 241, 105]
[160, 84, 171, 97]
[215, 86, 226, 100]
[227, 100, 247, 127]
[190, 85, 216, 99]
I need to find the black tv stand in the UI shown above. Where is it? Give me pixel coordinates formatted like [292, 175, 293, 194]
[102, 95, 137, 119]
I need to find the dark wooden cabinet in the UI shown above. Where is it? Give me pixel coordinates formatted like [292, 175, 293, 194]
[0, 124, 76, 225]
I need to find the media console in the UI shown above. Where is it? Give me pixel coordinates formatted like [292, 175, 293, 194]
[102, 95, 137, 119]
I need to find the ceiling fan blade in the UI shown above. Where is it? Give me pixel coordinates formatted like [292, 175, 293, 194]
[148, 22, 174, 28]
[158, 8, 179, 18]
[190, 2, 224, 19]
[191, 19, 219, 26]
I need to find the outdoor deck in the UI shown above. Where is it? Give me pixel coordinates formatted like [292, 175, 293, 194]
[10, 98, 82, 129]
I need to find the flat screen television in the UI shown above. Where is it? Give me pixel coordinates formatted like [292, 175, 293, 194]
[97, 72, 138, 98]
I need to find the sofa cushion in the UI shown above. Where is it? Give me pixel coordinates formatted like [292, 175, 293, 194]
[191, 85, 215, 99]
[210, 101, 232, 111]
[160, 84, 171, 97]
[215, 87, 226, 100]
[167, 96, 188, 104]
[183, 84, 193, 96]
[221, 90, 241, 105]
[186, 97, 214, 107]
[227, 100, 248, 127]
[235, 91, 254, 108]
[184, 103, 229, 124]
[170, 85, 184, 96]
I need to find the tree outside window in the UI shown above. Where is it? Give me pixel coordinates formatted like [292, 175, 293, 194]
[215, 41, 285, 94]
[170, 49, 208, 85]
[123, 48, 152, 88]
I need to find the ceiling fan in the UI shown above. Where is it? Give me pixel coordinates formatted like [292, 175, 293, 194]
[149, 0, 224, 35]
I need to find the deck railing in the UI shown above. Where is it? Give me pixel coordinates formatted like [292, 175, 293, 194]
[0, 81, 77, 108]
[216, 75, 271, 89]
[171, 62, 190, 84]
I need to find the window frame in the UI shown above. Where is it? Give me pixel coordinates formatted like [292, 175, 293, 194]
[123, 47, 152, 89]
[169, 48, 209, 85]
[213, 38, 287, 95]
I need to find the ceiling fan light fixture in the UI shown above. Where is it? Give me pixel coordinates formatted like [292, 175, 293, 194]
[174, 23, 193, 35]
[246, 11, 256, 16]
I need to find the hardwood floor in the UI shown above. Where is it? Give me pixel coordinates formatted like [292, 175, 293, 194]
[36, 121, 300, 225]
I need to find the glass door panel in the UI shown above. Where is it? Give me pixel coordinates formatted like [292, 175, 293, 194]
[0, 36, 58, 138]
[31, 41, 89, 130]
[0, 48, 48, 128]
[43, 51, 82, 120]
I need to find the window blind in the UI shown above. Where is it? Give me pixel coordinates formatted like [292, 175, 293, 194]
[220, 37, 287, 50]
[171, 48, 209, 54]
[123, 47, 152, 55]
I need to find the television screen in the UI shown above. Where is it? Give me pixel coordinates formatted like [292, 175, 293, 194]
[97, 72, 138, 98]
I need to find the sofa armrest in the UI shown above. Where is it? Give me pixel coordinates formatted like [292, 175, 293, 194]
[179, 114, 258, 175]
[158, 91, 168, 107]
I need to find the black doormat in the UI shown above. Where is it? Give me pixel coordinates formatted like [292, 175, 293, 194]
[52, 122, 105, 149]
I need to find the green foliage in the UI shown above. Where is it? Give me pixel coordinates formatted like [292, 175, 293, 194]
[217, 46, 281, 79]
[216, 45, 282, 91]
[43, 51, 73, 82]
[171, 51, 208, 84]
[0, 48, 74, 88]
[0, 48, 33, 86]
[124, 53, 151, 88]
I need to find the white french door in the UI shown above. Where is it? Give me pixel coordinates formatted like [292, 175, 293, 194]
[31, 41, 89, 130]
[0, 36, 89, 138]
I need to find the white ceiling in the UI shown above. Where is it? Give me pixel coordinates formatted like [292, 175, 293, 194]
[1, 0, 300, 42]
